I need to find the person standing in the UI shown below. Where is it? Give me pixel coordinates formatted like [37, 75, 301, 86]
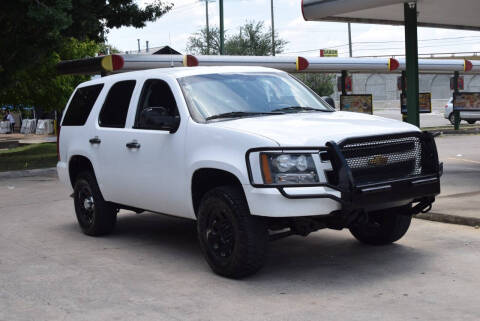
[6, 110, 15, 133]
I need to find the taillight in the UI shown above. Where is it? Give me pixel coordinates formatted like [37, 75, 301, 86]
[57, 124, 61, 161]
[444, 105, 448, 108]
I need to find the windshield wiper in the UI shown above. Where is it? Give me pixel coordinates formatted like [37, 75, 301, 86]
[271, 106, 330, 113]
[205, 111, 282, 121]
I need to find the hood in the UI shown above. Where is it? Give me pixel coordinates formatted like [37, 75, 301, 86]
[209, 111, 420, 146]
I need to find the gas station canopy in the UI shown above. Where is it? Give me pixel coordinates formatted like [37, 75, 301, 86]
[302, 0, 480, 30]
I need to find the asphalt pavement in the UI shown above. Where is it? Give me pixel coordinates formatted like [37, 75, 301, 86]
[1, 133, 480, 321]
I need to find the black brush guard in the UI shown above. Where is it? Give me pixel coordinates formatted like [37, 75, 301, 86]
[246, 131, 442, 214]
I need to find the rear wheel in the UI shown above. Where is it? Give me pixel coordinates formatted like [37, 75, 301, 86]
[73, 171, 117, 236]
[197, 185, 268, 278]
[349, 205, 412, 245]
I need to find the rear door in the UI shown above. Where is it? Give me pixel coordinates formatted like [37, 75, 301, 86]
[90, 80, 139, 203]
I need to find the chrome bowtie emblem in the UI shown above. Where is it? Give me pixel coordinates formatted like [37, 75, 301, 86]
[368, 155, 388, 166]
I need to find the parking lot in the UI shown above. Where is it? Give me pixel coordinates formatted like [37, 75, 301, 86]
[1, 134, 479, 321]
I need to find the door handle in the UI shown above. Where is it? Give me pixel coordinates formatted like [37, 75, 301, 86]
[126, 141, 141, 149]
[89, 137, 101, 144]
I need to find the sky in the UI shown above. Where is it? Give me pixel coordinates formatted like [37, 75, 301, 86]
[107, 0, 480, 58]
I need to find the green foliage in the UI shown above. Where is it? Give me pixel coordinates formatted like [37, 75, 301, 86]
[187, 27, 221, 55]
[0, 143, 58, 172]
[187, 21, 287, 56]
[225, 21, 287, 56]
[0, 0, 172, 112]
[295, 73, 335, 97]
[0, 38, 99, 112]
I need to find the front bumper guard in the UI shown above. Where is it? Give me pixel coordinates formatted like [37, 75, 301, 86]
[246, 131, 442, 213]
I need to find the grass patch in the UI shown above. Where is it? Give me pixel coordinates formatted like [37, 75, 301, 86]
[0, 143, 57, 172]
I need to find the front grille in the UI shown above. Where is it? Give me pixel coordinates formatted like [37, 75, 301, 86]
[340, 135, 422, 185]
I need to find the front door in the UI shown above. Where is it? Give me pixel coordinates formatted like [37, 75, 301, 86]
[118, 78, 188, 217]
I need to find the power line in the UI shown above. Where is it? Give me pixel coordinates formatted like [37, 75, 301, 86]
[284, 36, 480, 55]
[320, 35, 480, 50]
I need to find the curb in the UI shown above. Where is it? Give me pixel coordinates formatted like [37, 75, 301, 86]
[422, 127, 480, 135]
[415, 212, 480, 228]
[0, 167, 57, 179]
[438, 129, 480, 135]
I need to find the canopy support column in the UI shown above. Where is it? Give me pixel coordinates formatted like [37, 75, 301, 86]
[404, 2, 420, 127]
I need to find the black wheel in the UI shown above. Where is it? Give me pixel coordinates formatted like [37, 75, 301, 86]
[467, 120, 476, 124]
[448, 113, 456, 125]
[197, 185, 268, 278]
[73, 171, 117, 236]
[349, 205, 412, 245]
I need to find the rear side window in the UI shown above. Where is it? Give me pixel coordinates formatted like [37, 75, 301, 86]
[62, 84, 104, 126]
[99, 80, 136, 128]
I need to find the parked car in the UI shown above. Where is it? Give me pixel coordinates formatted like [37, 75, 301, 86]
[444, 97, 480, 125]
[57, 66, 441, 278]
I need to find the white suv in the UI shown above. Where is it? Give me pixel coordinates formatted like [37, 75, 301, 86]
[57, 66, 441, 278]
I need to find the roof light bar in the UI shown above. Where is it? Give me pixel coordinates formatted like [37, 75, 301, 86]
[56, 54, 479, 76]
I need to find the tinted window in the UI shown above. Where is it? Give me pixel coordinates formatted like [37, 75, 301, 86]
[62, 84, 103, 126]
[99, 80, 136, 128]
[135, 79, 179, 129]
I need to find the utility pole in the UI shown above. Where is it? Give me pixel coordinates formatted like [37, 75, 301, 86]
[206, 0, 210, 54]
[137, 39, 141, 53]
[219, 0, 224, 55]
[200, 0, 213, 54]
[146, 40, 149, 53]
[347, 22, 352, 57]
[271, 0, 275, 56]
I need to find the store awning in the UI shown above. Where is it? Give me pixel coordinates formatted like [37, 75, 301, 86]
[302, 0, 480, 31]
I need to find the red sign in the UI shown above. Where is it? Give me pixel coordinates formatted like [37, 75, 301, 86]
[450, 76, 464, 90]
[337, 76, 352, 92]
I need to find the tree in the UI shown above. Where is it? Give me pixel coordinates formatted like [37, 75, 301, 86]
[295, 73, 335, 97]
[186, 27, 221, 55]
[0, 38, 100, 112]
[0, 0, 172, 89]
[225, 21, 286, 56]
[187, 21, 287, 56]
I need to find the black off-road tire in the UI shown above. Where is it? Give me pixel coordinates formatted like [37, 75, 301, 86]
[197, 185, 268, 278]
[467, 120, 476, 124]
[349, 205, 412, 245]
[73, 171, 117, 236]
[448, 113, 456, 125]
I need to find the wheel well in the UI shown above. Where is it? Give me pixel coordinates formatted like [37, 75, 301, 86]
[191, 168, 244, 216]
[69, 155, 95, 188]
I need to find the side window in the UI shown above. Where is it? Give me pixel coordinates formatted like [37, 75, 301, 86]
[62, 84, 104, 126]
[135, 79, 179, 130]
[98, 80, 136, 128]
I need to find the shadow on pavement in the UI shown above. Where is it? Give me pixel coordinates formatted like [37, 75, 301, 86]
[60, 211, 430, 288]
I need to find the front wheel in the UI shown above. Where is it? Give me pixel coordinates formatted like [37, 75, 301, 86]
[448, 113, 456, 125]
[467, 120, 476, 124]
[73, 171, 117, 236]
[349, 205, 412, 245]
[197, 186, 268, 278]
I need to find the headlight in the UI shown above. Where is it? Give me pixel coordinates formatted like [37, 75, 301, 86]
[260, 153, 319, 185]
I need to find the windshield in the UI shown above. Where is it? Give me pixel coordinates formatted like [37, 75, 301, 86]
[178, 72, 334, 121]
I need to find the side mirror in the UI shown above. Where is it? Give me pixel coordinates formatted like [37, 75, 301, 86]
[138, 107, 180, 133]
